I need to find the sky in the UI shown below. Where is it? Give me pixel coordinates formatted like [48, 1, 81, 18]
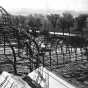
[0, 0, 88, 14]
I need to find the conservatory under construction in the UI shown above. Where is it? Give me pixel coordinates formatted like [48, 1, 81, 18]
[0, 6, 88, 88]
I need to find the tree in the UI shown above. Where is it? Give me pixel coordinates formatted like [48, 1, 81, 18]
[28, 16, 42, 30]
[59, 16, 66, 35]
[58, 12, 74, 36]
[19, 15, 26, 28]
[11, 15, 20, 27]
[75, 14, 88, 35]
[40, 21, 49, 37]
[47, 14, 60, 36]
[74, 14, 88, 60]
[63, 12, 74, 36]
[28, 16, 42, 37]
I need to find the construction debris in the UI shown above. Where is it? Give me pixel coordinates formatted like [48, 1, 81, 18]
[28, 66, 78, 88]
[0, 71, 31, 88]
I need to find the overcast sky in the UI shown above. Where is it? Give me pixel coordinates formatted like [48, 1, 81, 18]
[1, 0, 88, 12]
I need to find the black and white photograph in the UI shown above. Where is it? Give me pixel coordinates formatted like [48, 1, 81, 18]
[0, 0, 88, 88]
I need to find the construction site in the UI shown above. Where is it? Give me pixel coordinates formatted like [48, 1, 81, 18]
[0, 6, 88, 88]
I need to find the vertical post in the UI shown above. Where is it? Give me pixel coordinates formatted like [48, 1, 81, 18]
[37, 50, 39, 68]
[75, 46, 77, 61]
[63, 52, 64, 64]
[61, 46, 63, 54]
[30, 57, 32, 72]
[50, 45, 52, 66]
[80, 38, 83, 61]
[66, 45, 68, 53]
[22, 48, 23, 57]
[56, 44, 58, 65]
[10, 45, 17, 75]
[18, 36, 20, 57]
[71, 47, 72, 53]
[68, 46, 71, 62]
[4, 34, 5, 55]
[28, 46, 33, 72]
[43, 54, 45, 67]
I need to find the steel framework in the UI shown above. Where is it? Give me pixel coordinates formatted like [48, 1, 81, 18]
[0, 6, 88, 87]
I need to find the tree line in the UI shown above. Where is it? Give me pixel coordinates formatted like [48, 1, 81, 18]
[10, 13, 88, 46]
[11, 13, 88, 35]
